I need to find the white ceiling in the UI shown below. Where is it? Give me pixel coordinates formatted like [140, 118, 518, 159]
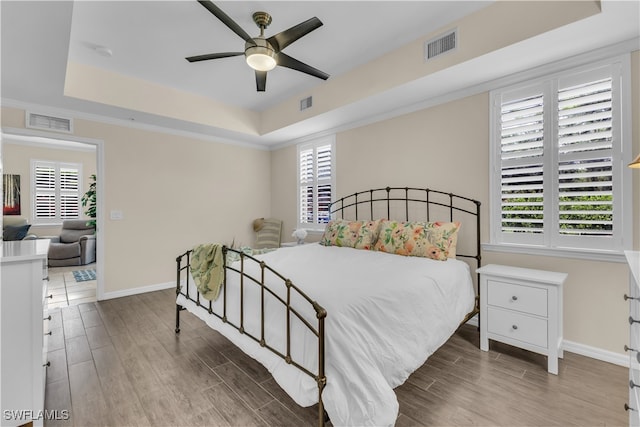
[1, 1, 639, 148]
[68, 1, 492, 111]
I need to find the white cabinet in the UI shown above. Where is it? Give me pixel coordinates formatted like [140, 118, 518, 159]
[625, 251, 640, 426]
[1, 240, 50, 427]
[478, 264, 567, 375]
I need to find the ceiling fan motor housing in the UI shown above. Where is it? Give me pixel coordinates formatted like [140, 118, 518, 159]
[245, 38, 277, 71]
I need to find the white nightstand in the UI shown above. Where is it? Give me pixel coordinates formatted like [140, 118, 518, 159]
[477, 264, 567, 375]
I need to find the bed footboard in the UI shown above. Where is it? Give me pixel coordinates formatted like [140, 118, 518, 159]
[175, 246, 327, 427]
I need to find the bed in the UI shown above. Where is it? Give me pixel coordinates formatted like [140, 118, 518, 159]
[175, 186, 481, 426]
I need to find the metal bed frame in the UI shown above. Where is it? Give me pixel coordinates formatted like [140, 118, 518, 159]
[175, 186, 481, 427]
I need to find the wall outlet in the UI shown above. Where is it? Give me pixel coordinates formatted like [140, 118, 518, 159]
[110, 210, 124, 220]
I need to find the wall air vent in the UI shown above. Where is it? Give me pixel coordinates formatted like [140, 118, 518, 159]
[300, 96, 313, 111]
[26, 111, 74, 134]
[424, 29, 457, 61]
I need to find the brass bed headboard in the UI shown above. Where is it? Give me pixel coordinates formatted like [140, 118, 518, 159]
[328, 186, 482, 269]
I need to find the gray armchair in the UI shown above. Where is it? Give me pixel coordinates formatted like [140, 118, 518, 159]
[47, 220, 96, 267]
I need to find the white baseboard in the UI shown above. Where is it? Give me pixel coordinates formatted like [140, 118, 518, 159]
[562, 339, 628, 367]
[464, 315, 627, 367]
[99, 281, 175, 301]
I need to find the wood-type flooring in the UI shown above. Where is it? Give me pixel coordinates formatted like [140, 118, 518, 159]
[44, 288, 627, 426]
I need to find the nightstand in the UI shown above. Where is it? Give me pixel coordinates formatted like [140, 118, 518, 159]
[477, 264, 567, 375]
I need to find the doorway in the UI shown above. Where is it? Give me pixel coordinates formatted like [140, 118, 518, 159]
[1, 129, 104, 306]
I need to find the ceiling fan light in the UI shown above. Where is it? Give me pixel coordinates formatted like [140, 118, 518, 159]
[245, 45, 276, 71]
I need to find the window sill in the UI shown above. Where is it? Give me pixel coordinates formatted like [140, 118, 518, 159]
[482, 243, 627, 264]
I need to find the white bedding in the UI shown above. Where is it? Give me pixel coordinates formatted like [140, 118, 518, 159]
[176, 243, 475, 426]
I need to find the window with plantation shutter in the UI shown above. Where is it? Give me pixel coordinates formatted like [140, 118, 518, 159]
[32, 160, 82, 224]
[490, 57, 631, 254]
[297, 136, 335, 228]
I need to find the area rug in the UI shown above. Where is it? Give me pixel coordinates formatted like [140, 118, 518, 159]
[72, 269, 96, 282]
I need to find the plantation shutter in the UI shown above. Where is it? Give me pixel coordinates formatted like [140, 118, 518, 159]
[299, 147, 315, 224]
[316, 144, 332, 224]
[498, 86, 546, 245]
[492, 60, 625, 252]
[557, 73, 614, 240]
[32, 161, 82, 224]
[297, 137, 335, 227]
[34, 162, 57, 221]
[60, 166, 80, 218]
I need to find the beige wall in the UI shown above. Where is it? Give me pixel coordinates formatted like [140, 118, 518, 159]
[2, 107, 271, 295]
[272, 51, 640, 357]
[2, 141, 97, 237]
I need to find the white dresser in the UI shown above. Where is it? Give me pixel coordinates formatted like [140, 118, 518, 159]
[1, 239, 50, 427]
[625, 251, 640, 426]
[478, 264, 567, 375]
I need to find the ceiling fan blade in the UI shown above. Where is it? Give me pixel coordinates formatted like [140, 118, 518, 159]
[267, 17, 323, 52]
[255, 70, 267, 92]
[186, 52, 244, 62]
[277, 53, 329, 80]
[197, 0, 253, 42]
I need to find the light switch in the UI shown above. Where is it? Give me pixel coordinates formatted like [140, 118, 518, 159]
[110, 210, 124, 220]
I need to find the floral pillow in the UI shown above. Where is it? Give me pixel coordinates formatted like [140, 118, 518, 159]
[373, 220, 461, 261]
[320, 219, 382, 249]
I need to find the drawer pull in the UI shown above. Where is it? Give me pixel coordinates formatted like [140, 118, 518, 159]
[47, 294, 53, 299]
[630, 316, 640, 325]
[630, 380, 640, 389]
[511, 296, 518, 301]
[625, 294, 639, 301]
[44, 315, 51, 321]
[44, 331, 52, 336]
[512, 325, 518, 330]
[43, 361, 50, 368]
[626, 403, 636, 412]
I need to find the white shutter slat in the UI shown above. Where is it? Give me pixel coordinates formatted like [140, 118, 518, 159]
[32, 161, 82, 223]
[499, 91, 544, 237]
[299, 185, 314, 224]
[298, 139, 333, 226]
[500, 94, 544, 167]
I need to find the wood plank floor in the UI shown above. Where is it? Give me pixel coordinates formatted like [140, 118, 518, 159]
[44, 288, 627, 426]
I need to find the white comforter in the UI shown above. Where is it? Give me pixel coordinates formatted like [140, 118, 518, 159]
[176, 243, 475, 426]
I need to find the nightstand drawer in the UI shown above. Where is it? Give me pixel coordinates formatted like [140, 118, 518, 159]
[487, 279, 548, 317]
[487, 307, 548, 348]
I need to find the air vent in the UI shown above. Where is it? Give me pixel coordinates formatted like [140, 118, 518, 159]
[26, 112, 73, 133]
[300, 96, 313, 111]
[424, 29, 457, 61]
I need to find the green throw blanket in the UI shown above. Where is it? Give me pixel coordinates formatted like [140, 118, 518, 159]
[190, 244, 225, 301]
[190, 244, 278, 301]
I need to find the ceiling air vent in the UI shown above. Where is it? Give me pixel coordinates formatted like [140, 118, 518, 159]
[300, 96, 313, 111]
[26, 111, 73, 134]
[424, 29, 457, 61]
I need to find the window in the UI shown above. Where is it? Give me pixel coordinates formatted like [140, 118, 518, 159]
[31, 160, 82, 224]
[297, 136, 335, 229]
[490, 57, 631, 254]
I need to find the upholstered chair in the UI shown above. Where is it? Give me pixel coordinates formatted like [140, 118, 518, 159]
[47, 220, 96, 267]
[253, 218, 282, 249]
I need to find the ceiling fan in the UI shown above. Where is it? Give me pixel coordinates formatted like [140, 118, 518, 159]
[186, 0, 330, 92]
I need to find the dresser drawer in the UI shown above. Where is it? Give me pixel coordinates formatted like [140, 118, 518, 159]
[487, 279, 548, 317]
[487, 307, 548, 348]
